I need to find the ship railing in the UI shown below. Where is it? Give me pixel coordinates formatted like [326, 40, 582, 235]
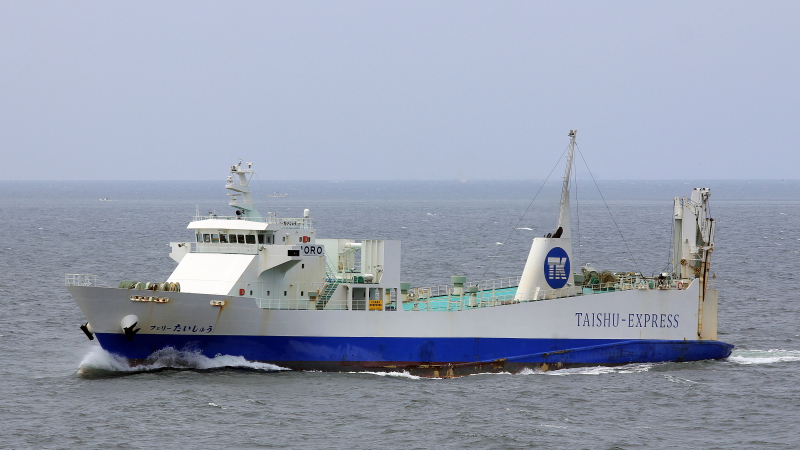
[405, 278, 698, 312]
[407, 292, 516, 311]
[251, 281, 330, 310]
[328, 263, 383, 284]
[192, 215, 314, 229]
[582, 281, 624, 293]
[470, 275, 522, 291]
[584, 280, 645, 292]
[407, 285, 583, 311]
[252, 276, 698, 312]
[255, 298, 322, 310]
[583, 277, 693, 292]
[346, 263, 363, 272]
[410, 284, 452, 299]
[409, 275, 522, 300]
[191, 242, 259, 255]
[65, 274, 111, 288]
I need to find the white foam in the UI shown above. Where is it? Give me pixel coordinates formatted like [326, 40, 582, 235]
[727, 349, 800, 365]
[192, 353, 288, 371]
[663, 374, 697, 384]
[345, 370, 423, 380]
[515, 363, 655, 376]
[468, 371, 513, 376]
[77, 346, 288, 375]
[515, 227, 533, 230]
[76, 346, 130, 372]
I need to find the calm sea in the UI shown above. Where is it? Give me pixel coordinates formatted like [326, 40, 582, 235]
[1, 179, 799, 449]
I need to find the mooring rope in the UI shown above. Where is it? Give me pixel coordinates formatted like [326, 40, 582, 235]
[575, 144, 644, 276]
[476, 143, 572, 286]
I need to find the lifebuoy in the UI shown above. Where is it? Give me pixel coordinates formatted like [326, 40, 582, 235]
[677, 281, 683, 289]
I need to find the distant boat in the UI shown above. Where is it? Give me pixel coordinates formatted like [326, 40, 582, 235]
[268, 192, 288, 198]
[99, 197, 113, 201]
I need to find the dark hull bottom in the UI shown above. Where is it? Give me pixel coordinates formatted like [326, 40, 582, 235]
[96, 333, 734, 378]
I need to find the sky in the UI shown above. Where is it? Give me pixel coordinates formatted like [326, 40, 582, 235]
[0, 1, 798, 180]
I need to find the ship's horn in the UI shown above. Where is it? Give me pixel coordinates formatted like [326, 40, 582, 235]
[121, 315, 141, 342]
[80, 322, 94, 341]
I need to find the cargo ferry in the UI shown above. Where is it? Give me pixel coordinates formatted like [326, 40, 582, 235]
[68, 131, 733, 377]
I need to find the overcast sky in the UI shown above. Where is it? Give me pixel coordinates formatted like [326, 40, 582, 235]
[1, 1, 797, 180]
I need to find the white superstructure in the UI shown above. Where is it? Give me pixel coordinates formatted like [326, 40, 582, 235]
[167, 159, 400, 311]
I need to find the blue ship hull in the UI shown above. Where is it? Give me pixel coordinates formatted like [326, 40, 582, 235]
[95, 333, 734, 375]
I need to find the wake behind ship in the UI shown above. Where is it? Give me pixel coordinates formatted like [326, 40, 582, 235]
[68, 131, 733, 377]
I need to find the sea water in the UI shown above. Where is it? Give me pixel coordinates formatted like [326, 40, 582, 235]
[1, 179, 799, 448]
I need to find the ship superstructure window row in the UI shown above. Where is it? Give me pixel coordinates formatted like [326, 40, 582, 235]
[196, 232, 271, 245]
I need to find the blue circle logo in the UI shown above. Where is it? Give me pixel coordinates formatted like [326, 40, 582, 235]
[543, 247, 570, 289]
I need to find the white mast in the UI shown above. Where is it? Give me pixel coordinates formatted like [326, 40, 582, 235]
[227, 159, 262, 219]
[514, 130, 576, 301]
[556, 130, 577, 240]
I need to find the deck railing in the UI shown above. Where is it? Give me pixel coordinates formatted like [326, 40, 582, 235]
[247, 277, 691, 311]
[191, 242, 260, 255]
[470, 275, 522, 291]
[65, 271, 692, 312]
[405, 277, 692, 312]
[65, 274, 110, 287]
[255, 298, 319, 310]
[192, 215, 314, 229]
[410, 275, 522, 300]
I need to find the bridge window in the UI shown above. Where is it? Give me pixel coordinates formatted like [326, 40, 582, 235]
[237, 234, 245, 244]
[246, 235, 256, 244]
[211, 234, 220, 243]
[220, 234, 229, 243]
[257, 234, 265, 244]
[203, 234, 211, 243]
[196, 233, 202, 243]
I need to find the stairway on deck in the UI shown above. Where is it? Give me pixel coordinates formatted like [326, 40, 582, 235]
[316, 279, 341, 310]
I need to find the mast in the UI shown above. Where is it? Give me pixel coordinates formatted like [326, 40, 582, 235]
[514, 130, 577, 301]
[556, 130, 577, 240]
[226, 159, 263, 219]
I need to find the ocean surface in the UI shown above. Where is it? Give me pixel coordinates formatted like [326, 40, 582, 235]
[1, 178, 799, 449]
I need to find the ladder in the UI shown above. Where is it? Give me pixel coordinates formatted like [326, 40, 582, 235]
[316, 278, 341, 310]
[316, 256, 341, 310]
